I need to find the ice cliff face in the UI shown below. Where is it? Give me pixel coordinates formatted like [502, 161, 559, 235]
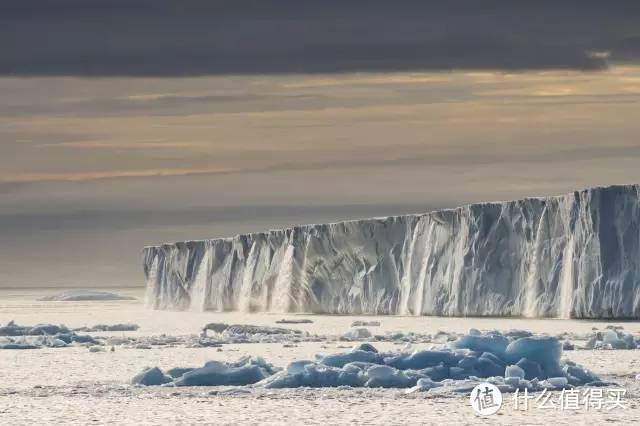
[143, 184, 640, 318]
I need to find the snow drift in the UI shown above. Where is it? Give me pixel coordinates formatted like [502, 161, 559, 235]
[143, 184, 640, 318]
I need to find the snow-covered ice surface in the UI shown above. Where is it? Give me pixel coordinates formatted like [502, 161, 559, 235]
[1, 288, 640, 425]
[144, 184, 640, 318]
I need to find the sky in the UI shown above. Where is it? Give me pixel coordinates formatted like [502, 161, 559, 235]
[2, 1, 640, 288]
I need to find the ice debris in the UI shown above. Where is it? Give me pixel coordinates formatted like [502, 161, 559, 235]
[275, 319, 313, 324]
[133, 357, 278, 387]
[132, 367, 173, 386]
[351, 321, 381, 327]
[342, 327, 372, 340]
[134, 330, 602, 392]
[74, 324, 140, 332]
[203, 323, 303, 336]
[0, 322, 98, 349]
[585, 329, 638, 350]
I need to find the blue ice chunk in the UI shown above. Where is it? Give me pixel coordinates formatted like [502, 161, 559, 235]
[457, 356, 478, 370]
[479, 351, 506, 366]
[384, 350, 457, 370]
[261, 362, 367, 389]
[450, 333, 509, 355]
[505, 336, 562, 378]
[131, 367, 172, 386]
[515, 358, 542, 380]
[563, 364, 599, 385]
[421, 365, 450, 381]
[343, 327, 372, 339]
[602, 330, 628, 349]
[174, 357, 276, 386]
[504, 376, 520, 387]
[363, 365, 413, 388]
[354, 343, 378, 353]
[0, 343, 40, 349]
[622, 334, 637, 349]
[320, 350, 383, 368]
[166, 367, 195, 378]
[449, 367, 467, 380]
[543, 377, 569, 389]
[287, 360, 315, 374]
[505, 365, 525, 379]
[406, 378, 444, 393]
[474, 357, 504, 378]
[503, 330, 533, 339]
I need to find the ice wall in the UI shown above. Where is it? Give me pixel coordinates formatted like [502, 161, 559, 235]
[143, 184, 640, 318]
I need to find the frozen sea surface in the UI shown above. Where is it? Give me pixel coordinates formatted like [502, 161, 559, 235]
[1, 288, 639, 425]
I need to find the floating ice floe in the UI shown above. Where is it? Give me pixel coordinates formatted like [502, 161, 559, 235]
[351, 321, 381, 327]
[0, 322, 70, 336]
[275, 319, 313, 324]
[203, 323, 303, 336]
[584, 328, 638, 350]
[133, 330, 609, 392]
[38, 290, 136, 301]
[74, 323, 140, 332]
[342, 327, 372, 340]
[0, 321, 98, 349]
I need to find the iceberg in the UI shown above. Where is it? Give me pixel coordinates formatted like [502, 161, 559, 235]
[39, 290, 135, 302]
[144, 184, 640, 318]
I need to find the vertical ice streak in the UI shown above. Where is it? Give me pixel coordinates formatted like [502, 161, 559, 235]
[270, 244, 295, 312]
[189, 245, 210, 311]
[558, 242, 574, 319]
[399, 225, 419, 315]
[144, 256, 159, 309]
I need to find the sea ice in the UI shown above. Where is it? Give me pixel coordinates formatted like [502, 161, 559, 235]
[134, 330, 603, 392]
[203, 323, 302, 336]
[74, 324, 140, 332]
[275, 319, 313, 324]
[0, 322, 97, 349]
[132, 367, 173, 386]
[449, 333, 509, 355]
[0, 323, 70, 336]
[351, 321, 381, 327]
[505, 365, 525, 379]
[173, 357, 277, 386]
[584, 329, 638, 350]
[342, 327, 372, 340]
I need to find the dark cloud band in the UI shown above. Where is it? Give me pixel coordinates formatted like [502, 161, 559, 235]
[2, 0, 639, 76]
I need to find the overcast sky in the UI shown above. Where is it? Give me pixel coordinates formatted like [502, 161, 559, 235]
[2, 2, 640, 288]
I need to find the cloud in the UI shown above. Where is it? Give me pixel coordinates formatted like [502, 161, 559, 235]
[39, 141, 211, 150]
[2, 1, 639, 76]
[0, 167, 235, 184]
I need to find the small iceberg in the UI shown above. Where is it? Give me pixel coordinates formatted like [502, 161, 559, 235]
[38, 290, 136, 301]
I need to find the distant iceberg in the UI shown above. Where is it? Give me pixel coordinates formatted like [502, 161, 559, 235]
[39, 289, 135, 301]
[143, 184, 640, 318]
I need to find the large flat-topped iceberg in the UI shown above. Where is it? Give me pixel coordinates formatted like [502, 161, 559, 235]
[143, 184, 640, 318]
